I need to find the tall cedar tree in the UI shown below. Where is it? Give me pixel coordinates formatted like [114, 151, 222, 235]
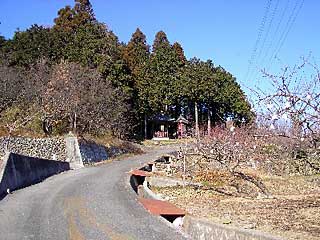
[122, 28, 150, 136]
[0, 36, 5, 48]
[54, 0, 95, 32]
[123, 28, 150, 76]
[52, 0, 121, 74]
[172, 42, 186, 64]
[139, 31, 183, 114]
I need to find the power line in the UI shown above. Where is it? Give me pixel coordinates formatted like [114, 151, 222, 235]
[274, 0, 304, 59]
[249, 0, 280, 83]
[259, 0, 290, 70]
[243, 0, 273, 83]
[266, 0, 304, 71]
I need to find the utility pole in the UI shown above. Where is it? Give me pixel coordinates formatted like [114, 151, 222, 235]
[195, 101, 199, 139]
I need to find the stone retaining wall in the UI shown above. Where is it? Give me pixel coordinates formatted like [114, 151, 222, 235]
[0, 136, 124, 165]
[0, 136, 134, 167]
[78, 139, 129, 164]
[78, 139, 109, 164]
[0, 136, 66, 161]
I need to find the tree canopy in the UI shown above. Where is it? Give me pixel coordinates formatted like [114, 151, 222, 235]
[0, 0, 252, 138]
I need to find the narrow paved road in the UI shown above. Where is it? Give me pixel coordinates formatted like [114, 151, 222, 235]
[0, 147, 186, 240]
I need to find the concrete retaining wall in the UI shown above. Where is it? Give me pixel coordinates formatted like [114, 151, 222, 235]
[65, 137, 84, 169]
[0, 152, 70, 197]
[183, 216, 282, 240]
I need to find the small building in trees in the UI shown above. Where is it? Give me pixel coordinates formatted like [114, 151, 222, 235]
[147, 114, 190, 140]
[148, 114, 176, 140]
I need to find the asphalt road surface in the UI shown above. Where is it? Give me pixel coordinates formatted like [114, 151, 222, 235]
[0, 147, 186, 240]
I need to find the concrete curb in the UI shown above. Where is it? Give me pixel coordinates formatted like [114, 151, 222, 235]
[183, 216, 283, 240]
[141, 180, 164, 200]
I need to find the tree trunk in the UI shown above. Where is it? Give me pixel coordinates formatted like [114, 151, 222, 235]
[144, 114, 147, 139]
[195, 101, 199, 139]
[207, 109, 211, 137]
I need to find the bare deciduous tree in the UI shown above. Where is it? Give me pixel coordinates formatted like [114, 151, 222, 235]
[42, 60, 133, 137]
[255, 57, 320, 148]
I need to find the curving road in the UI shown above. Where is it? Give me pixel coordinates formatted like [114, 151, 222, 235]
[0, 147, 186, 240]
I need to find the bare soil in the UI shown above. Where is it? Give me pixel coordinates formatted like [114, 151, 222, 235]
[152, 174, 320, 240]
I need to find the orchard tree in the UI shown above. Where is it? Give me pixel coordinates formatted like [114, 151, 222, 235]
[256, 57, 320, 149]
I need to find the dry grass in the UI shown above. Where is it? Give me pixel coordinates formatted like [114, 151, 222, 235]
[153, 174, 320, 240]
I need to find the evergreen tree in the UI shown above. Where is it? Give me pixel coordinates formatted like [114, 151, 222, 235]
[181, 58, 209, 137]
[63, 22, 120, 73]
[141, 31, 182, 114]
[53, 6, 76, 32]
[6, 25, 52, 67]
[214, 68, 253, 123]
[73, 0, 96, 25]
[0, 0, 254, 139]
[53, 0, 95, 32]
[172, 42, 186, 64]
[152, 31, 169, 52]
[122, 28, 151, 137]
[0, 35, 6, 63]
[0, 35, 5, 48]
[123, 28, 149, 76]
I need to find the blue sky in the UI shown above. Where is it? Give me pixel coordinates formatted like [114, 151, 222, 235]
[0, 0, 319, 98]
